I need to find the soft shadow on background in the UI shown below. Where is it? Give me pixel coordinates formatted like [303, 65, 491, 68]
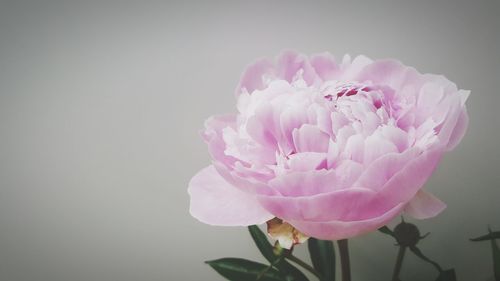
[0, 1, 499, 280]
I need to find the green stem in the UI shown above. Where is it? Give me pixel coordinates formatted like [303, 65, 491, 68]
[391, 246, 406, 281]
[285, 253, 322, 279]
[338, 239, 351, 281]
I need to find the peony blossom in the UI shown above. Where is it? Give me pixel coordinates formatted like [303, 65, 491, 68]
[188, 51, 469, 241]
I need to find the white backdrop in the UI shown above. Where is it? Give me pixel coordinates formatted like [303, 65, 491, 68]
[0, 1, 499, 280]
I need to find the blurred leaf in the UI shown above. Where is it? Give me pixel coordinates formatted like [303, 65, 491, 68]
[434, 269, 457, 281]
[379, 226, 395, 237]
[470, 227, 500, 279]
[409, 246, 442, 273]
[307, 238, 335, 281]
[470, 231, 500, 241]
[206, 258, 286, 281]
[491, 235, 500, 280]
[248, 226, 309, 281]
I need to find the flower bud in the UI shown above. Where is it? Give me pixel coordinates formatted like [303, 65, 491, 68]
[393, 221, 421, 247]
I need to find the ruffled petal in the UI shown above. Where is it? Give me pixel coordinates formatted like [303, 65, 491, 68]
[275, 50, 318, 85]
[236, 58, 274, 95]
[188, 166, 273, 226]
[203, 114, 238, 168]
[309, 52, 340, 81]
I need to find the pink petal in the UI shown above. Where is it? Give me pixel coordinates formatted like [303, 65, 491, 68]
[446, 107, 469, 151]
[354, 148, 421, 191]
[188, 166, 273, 226]
[203, 114, 238, 168]
[379, 125, 409, 152]
[310, 52, 340, 81]
[267, 170, 341, 197]
[245, 103, 278, 148]
[344, 134, 365, 163]
[279, 106, 310, 154]
[213, 162, 271, 194]
[363, 134, 398, 164]
[236, 58, 274, 95]
[276, 50, 318, 85]
[258, 187, 379, 222]
[404, 190, 446, 219]
[292, 124, 330, 153]
[354, 59, 416, 90]
[435, 96, 463, 147]
[287, 152, 327, 172]
[378, 147, 443, 207]
[289, 203, 405, 240]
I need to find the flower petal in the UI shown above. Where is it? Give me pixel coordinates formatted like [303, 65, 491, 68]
[292, 124, 330, 153]
[188, 166, 273, 226]
[446, 106, 469, 151]
[236, 58, 274, 95]
[203, 114, 238, 168]
[289, 203, 405, 240]
[378, 146, 443, 206]
[258, 187, 379, 222]
[404, 190, 446, 219]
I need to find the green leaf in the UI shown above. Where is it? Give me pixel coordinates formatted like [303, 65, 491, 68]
[434, 269, 457, 281]
[248, 226, 309, 281]
[248, 225, 278, 262]
[378, 226, 395, 237]
[470, 231, 500, 241]
[206, 258, 285, 281]
[307, 238, 335, 281]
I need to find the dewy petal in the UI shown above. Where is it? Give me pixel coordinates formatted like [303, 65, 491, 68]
[289, 203, 405, 240]
[188, 166, 273, 226]
[404, 190, 446, 219]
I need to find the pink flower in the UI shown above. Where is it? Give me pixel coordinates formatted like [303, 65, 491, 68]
[188, 51, 469, 240]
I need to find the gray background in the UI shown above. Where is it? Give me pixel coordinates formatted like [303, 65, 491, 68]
[0, 0, 499, 280]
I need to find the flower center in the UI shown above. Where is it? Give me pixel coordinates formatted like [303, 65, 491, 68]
[322, 82, 371, 100]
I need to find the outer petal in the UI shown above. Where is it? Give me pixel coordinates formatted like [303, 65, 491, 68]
[446, 106, 469, 151]
[236, 58, 274, 95]
[404, 190, 446, 219]
[377, 146, 444, 207]
[289, 203, 405, 240]
[275, 50, 318, 85]
[310, 52, 340, 81]
[258, 187, 378, 222]
[203, 114, 238, 168]
[188, 166, 273, 226]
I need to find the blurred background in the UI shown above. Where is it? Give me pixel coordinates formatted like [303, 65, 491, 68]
[0, 0, 499, 280]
